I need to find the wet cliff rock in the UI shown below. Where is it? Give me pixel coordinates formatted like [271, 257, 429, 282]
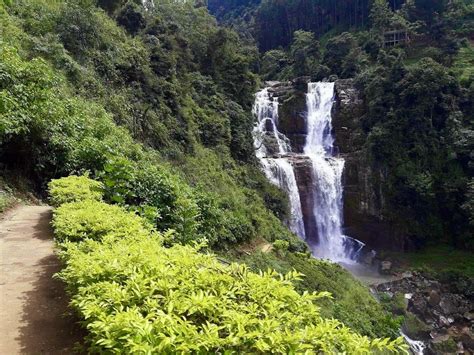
[266, 79, 308, 153]
[288, 154, 318, 242]
[331, 79, 409, 250]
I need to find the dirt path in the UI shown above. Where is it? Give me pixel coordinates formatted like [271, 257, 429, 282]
[0, 205, 83, 354]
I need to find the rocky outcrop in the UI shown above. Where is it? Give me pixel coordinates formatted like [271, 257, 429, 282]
[331, 79, 365, 153]
[278, 93, 307, 152]
[376, 273, 474, 354]
[266, 80, 308, 153]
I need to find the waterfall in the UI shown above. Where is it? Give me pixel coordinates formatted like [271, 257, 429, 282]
[304, 82, 335, 155]
[252, 83, 364, 263]
[253, 88, 305, 238]
[304, 82, 364, 263]
[253, 88, 291, 157]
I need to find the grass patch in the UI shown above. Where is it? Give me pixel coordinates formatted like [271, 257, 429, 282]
[0, 192, 15, 213]
[451, 40, 474, 85]
[382, 244, 474, 278]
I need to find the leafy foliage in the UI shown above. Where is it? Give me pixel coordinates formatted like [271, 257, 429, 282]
[356, 55, 472, 246]
[253, 0, 382, 51]
[260, 30, 325, 81]
[0, 3, 296, 250]
[52, 199, 153, 243]
[0, 41, 142, 184]
[48, 175, 103, 207]
[0, 178, 17, 213]
[51, 191, 407, 353]
[177, 147, 305, 251]
[323, 32, 367, 78]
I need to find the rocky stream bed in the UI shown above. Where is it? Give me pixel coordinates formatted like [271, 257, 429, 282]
[375, 271, 474, 354]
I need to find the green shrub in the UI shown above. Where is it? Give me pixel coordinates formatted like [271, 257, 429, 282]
[387, 293, 408, 315]
[99, 157, 135, 204]
[47, 190, 406, 353]
[57, 232, 407, 353]
[0, 41, 142, 184]
[179, 147, 307, 250]
[98, 157, 203, 244]
[234, 251, 403, 339]
[0, 179, 16, 213]
[48, 175, 103, 207]
[273, 239, 289, 256]
[0, 191, 15, 213]
[52, 200, 152, 243]
[431, 338, 458, 353]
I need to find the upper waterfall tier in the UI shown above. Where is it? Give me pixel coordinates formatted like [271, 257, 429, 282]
[253, 87, 305, 238]
[304, 82, 335, 155]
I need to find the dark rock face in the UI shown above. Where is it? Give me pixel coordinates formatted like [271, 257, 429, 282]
[332, 79, 365, 153]
[289, 154, 318, 243]
[278, 94, 307, 153]
[332, 79, 408, 250]
[376, 273, 474, 354]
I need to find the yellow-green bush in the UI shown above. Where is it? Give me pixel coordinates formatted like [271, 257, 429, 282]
[52, 200, 153, 243]
[48, 175, 103, 207]
[235, 251, 404, 339]
[57, 232, 407, 354]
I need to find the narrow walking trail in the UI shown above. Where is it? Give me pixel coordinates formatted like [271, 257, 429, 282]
[0, 205, 83, 354]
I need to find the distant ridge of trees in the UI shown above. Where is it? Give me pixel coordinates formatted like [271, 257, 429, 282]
[208, 0, 406, 51]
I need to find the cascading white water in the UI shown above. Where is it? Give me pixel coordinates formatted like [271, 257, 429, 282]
[263, 158, 306, 238]
[253, 88, 291, 157]
[304, 82, 363, 263]
[304, 83, 335, 155]
[142, 0, 155, 10]
[401, 330, 426, 355]
[253, 88, 305, 238]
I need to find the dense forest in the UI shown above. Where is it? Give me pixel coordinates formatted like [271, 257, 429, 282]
[0, 0, 472, 352]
